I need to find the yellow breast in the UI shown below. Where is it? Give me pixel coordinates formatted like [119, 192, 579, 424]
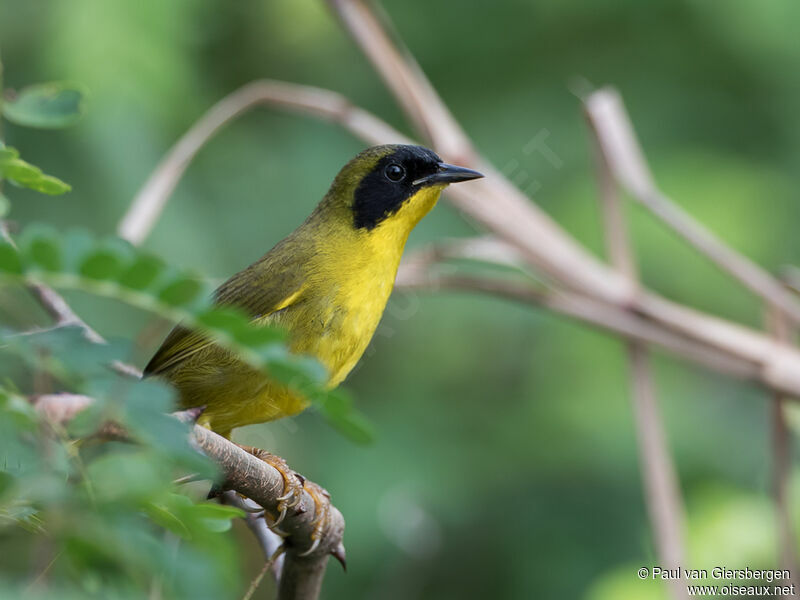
[285, 223, 408, 388]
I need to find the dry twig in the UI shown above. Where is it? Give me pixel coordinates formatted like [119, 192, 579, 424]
[222, 492, 285, 584]
[584, 89, 800, 324]
[587, 106, 687, 599]
[118, 80, 411, 245]
[766, 308, 799, 588]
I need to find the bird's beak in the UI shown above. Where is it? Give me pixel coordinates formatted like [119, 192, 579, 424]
[413, 162, 484, 186]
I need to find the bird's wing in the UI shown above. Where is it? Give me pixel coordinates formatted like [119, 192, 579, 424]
[143, 247, 307, 377]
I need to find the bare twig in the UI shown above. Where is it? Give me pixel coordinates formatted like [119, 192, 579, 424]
[241, 549, 284, 600]
[241, 557, 274, 600]
[33, 393, 95, 424]
[395, 262, 758, 381]
[766, 307, 799, 588]
[588, 112, 687, 599]
[584, 89, 800, 325]
[118, 80, 411, 246]
[326, 0, 472, 159]
[222, 492, 284, 583]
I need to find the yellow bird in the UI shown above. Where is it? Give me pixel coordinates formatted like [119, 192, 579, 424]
[144, 144, 482, 547]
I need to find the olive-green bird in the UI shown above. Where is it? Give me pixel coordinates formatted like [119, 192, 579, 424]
[144, 144, 482, 547]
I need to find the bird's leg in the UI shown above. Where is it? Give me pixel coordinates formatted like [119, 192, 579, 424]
[235, 444, 305, 531]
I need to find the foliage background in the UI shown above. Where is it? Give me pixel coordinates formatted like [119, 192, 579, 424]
[2, 0, 800, 598]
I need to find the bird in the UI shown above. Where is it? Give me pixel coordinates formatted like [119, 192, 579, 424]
[144, 144, 483, 552]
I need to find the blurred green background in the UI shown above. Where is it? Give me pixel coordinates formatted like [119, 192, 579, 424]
[2, 0, 799, 598]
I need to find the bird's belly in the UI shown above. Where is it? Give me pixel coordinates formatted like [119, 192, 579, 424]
[168, 266, 395, 432]
[169, 347, 309, 435]
[292, 279, 393, 388]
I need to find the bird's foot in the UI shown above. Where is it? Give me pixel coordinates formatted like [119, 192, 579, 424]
[298, 480, 331, 557]
[233, 445, 336, 559]
[235, 444, 305, 532]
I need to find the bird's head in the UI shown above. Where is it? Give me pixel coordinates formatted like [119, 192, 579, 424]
[323, 144, 483, 234]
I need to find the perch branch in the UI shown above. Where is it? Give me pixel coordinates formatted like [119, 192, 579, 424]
[192, 426, 345, 600]
[33, 394, 345, 600]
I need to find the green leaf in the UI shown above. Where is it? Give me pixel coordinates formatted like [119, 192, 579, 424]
[61, 228, 96, 273]
[86, 450, 171, 504]
[317, 390, 375, 445]
[2, 158, 42, 182]
[79, 248, 124, 280]
[188, 502, 244, 533]
[196, 307, 286, 349]
[266, 354, 327, 388]
[157, 276, 204, 307]
[117, 254, 165, 290]
[0, 142, 19, 162]
[0, 242, 22, 274]
[146, 502, 191, 538]
[187, 503, 244, 521]
[0, 154, 71, 195]
[2, 82, 87, 129]
[0, 193, 9, 217]
[20, 227, 62, 272]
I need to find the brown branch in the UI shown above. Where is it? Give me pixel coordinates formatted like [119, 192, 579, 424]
[588, 110, 688, 599]
[326, 0, 472, 159]
[192, 426, 345, 600]
[33, 394, 345, 600]
[395, 262, 758, 381]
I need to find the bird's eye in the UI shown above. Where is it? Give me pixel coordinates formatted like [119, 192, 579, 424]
[384, 163, 406, 182]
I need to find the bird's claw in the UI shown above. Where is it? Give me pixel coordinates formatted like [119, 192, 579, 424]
[331, 542, 347, 571]
[235, 444, 305, 532]
[233, 445, 335, 556]
[297, 480, 331, 557]
[298, 536, 320, 557]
